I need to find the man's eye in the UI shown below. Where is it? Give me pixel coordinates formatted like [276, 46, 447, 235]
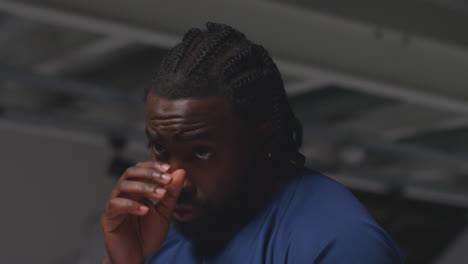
[194, 146, 213, 160]
[151, 143, 167, 154]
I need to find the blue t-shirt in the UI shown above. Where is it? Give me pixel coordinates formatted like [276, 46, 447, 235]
[145, 169, 406, 263]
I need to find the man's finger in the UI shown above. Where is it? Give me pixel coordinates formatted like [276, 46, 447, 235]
[154, 169, 186, 217]
[125, 167, 172, 185]
[135, 161, 171, 172]
[114, 180, 167, 201]
[105, 197, 149, 219]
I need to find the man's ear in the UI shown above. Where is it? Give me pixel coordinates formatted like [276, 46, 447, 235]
[254, 120, 273, 152]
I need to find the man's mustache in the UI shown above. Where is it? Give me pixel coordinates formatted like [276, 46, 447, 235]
[176, 192, 207, 207]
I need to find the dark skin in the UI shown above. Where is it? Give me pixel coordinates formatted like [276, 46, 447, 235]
[101, 94, 282, 264]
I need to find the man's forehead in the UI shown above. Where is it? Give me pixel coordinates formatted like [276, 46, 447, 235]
[146, 94, 233, 121]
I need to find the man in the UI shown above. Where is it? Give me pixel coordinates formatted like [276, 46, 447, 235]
[101, 22, 406, 263]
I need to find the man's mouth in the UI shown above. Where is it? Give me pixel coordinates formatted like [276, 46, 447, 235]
[173, 205, 202, 222]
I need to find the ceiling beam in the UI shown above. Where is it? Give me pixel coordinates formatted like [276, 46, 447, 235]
[329, 173, 468, 208]
[0, 0, 179, 47]
[0, 109, 147, 153]
[302, 123, 468, 170]
[283, 0, 468, 48]
[0, 67, 141, 104]
[35, 36, 133, 75]
[0, 15, 35, 43]
[383, 117, 468, 141]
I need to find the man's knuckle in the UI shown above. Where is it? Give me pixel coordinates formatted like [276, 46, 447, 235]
[144, 183, 155, 193]
[155, 171, 163, 179]
[147, 169, 154, 180]
[124, 167, 134, 175]
[124, 199, 134, 208]
[154, 161, 164, 169]
[107, 199, 118, 209]
[117, 181, 127, 191]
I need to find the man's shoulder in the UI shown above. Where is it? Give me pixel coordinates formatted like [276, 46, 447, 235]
[283, 169, 384, 231]
[280, 169, 371, 221]
[276, 169, 406, 263]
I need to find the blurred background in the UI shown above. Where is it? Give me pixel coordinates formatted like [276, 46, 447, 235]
[0, 0, 467, 263]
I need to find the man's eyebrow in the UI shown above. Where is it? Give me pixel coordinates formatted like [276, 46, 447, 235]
[175, 129, 213, 141]
[145, 128, 211, 142]
[145, 129, 160, 141]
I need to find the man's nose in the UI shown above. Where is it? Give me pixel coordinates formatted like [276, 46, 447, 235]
[167, 160, 195, 192]
[167, 158, 184, 174]
[182, 176, 195, 191]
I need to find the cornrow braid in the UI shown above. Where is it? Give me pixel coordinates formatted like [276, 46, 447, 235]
[147, 22, 305, 175]
[186, 29, 237, 76]
[166, 28, 202, 73]
[222, 45, 259, 82]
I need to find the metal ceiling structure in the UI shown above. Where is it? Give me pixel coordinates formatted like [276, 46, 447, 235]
[0, 0, 467, 263]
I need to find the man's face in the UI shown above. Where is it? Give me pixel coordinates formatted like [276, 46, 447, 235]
[145, 94, 263, 226]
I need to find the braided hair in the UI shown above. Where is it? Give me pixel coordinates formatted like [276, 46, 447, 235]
[145, 22, 305, 175]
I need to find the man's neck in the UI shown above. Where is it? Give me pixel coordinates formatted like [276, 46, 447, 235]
[248, 162, 289, 207]
[181, 163, 289, 259]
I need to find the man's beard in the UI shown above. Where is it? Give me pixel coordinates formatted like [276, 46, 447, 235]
[171, 174, 262, 259]
[172, 193, 260, 259]
[172, 192, 250, 239]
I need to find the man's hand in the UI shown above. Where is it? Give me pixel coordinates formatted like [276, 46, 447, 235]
[101, 161, 186, 264]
